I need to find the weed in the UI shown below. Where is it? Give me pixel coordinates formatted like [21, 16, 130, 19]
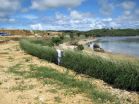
[24, 57, 32, 62]
[54, 96, 62, 103]
[0, 81, 2, 85]
[28, 65, 116, 104]
[11, 83, 34, 92]
[48, 89, 58, 94]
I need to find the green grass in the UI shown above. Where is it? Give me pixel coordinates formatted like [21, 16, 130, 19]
[8, 63, 118, 104]
[20, 39, 57, 63]
[54, 96, 62, 103]
[61, 51, 139, 91]
[29, 39, 54, 47]
[11, 83, 34, 92]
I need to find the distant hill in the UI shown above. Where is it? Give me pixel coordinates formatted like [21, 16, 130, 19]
[61, 29, 139, 37]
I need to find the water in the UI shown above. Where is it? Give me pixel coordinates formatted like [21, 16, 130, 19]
[90, 36, 139, 57]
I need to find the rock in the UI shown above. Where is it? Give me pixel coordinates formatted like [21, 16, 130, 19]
[94, 48, 105, 52]
[93, 43, 104, 52]
[93, 43, 100, 49]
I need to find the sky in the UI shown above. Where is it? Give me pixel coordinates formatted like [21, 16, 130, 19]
[0, 0, 139, 30]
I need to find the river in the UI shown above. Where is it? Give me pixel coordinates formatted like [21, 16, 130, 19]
[89, 36, 139, 57]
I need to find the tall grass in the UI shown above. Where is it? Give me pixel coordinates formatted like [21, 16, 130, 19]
[61, 51, 139, 91]
[20, 39, 57, 63]
[20, 39, 139, 91]
[29, 39, 54, 47]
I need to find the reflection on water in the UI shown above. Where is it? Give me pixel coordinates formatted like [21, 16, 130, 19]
[90, 36, 139, 57]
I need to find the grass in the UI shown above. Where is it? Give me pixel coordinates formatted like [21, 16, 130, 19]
[61, 51, 139, 91]
[19, 39, 139, 91]
[8, 63, 118, 104]
[54, 96, 62, 103]
[20, 39, 57, 63]
[29, 39, 54, 47]
[11, 83, 34, 92]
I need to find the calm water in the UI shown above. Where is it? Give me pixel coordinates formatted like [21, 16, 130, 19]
[90, 36, 139, 57]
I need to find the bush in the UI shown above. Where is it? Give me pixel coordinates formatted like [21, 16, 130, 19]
[77, 44, 84, 50]
[20, 39, 57, 63]
[61, 51, 139, 91]
[51, 37, 62, 45]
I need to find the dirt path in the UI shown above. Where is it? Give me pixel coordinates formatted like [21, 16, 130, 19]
[0, 41, 139, 104]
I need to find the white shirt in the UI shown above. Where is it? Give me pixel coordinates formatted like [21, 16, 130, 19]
[56, 49, 62, 57]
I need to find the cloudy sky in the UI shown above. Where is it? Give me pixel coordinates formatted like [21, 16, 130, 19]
[0, 0, 139, 30]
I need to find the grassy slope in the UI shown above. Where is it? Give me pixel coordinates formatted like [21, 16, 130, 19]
[9, 63, 119, 104]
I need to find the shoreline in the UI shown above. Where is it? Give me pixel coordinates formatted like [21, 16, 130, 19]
[78, 37, 139, 60]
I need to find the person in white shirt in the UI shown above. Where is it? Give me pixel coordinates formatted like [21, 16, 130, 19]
[56, 49, 63, 65]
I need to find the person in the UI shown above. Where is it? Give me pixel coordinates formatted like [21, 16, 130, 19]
[56, 49, 63, 65]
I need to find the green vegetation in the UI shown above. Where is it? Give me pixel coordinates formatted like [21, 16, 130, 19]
[61, 51, 139, 91]
[61, 29, 139, 37]
[51, 37, 63, 45]
[29, 39, 54, 47]
[9, 63, 117, 104]
[88, 29, 139, 37]
[11, 83, 34, 91]
[77, 44, 84, 50]
[20, 39, 139, 91]
[20, 39, 57, 63]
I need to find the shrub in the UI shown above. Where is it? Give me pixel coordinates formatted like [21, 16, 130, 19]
[77, 44, 84, 50]
[51, 37, 62, 45]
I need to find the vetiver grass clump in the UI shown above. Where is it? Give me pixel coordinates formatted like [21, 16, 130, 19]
[61, 51, 139, 91]
[29, 39, 54, 47]
[20, 39, 139, 91]
[20, 39, 57, 63]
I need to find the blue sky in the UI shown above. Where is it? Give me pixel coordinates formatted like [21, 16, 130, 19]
[0, 0, 139, 30]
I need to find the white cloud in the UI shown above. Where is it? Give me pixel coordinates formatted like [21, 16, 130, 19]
[0, 0, 20, 17]
[0, 0, 21, 24]
[121, 1, 136, 10]
[70, 10, 83, 20]
[29, 10, 120, 30]
[30, 23, 43, 30]
[124, 10, 131, 16]
[135, 9, 139, 15]
[98, 0, 114, 15]
[23, 15, 38, 20]
[31, 0, 84, 10]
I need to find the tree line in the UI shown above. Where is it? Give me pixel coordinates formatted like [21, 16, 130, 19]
[60, 29, 139, 37]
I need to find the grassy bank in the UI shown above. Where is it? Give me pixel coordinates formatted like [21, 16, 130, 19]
[20, 39, 139, 91]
